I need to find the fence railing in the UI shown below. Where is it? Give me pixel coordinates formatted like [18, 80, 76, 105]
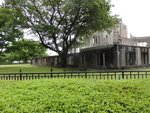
[0, 70, 150, 80]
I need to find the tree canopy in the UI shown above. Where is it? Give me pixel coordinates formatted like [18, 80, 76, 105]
[4, 0, 117, 67]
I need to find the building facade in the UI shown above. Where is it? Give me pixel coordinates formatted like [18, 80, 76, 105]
[32, 20, 150, 69]
[80, 44, 150, 69]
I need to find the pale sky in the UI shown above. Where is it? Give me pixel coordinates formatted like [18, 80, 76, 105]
[0, 0, 150, 37]
[111, 0, 150, 37]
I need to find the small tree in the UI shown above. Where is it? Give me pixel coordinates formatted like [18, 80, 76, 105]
[0, 7, 23, 55]
[4, 0, 117, 67]
[6, 39, 47, 63]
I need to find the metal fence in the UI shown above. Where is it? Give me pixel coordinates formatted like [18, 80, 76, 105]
[0, 70, 150, 80]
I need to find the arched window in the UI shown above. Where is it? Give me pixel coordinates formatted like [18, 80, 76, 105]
[92, 36, 97, 44]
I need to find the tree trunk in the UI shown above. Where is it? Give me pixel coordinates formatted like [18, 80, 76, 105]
[59, 52, 68, 67]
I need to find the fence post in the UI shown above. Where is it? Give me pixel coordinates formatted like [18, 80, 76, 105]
[130, 72, 132, 79]
[122, 71, 124, 79]
[50, 68, 53, 78]
[85, 72, 87, 78]
[138, 71, 139, 79]
[32, 74, 34, 79]
[146, 72, 148, 78]
[20, 69, 22, 80]
[100, 72, 101, 79]
[107, 72, 109, 79]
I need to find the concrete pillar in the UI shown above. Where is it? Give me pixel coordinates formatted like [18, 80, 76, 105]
[96, 53, 99, 66]
[135, 48, 142, 66]
[149, 48, 150, 65]
[103, 53, 105, 66]
[120, 47, 126, 67]
[116, 46, 120, 68]
[113, 45, 120, 68]
[145, 52, 148, 65]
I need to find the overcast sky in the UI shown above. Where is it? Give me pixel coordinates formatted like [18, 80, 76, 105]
[0, 0, 150, 37]
[111, 0, 150, 37]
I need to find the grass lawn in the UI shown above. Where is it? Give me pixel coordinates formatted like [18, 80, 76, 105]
[0, 79, 150, 113]
[0, 64, 150, 73]
[0, 64, 66, 73]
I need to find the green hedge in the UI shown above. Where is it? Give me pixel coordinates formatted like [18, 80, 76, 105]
[0, 79, 150, 113]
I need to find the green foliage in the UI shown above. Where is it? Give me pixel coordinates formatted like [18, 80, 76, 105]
[4, 0, 117, 66]
[0, 79, 149, 112]
[0, 7, 23, 43]
[0, 55, 7, 64]
[5, 39, 47, 63]
[0, 7, 23, 57]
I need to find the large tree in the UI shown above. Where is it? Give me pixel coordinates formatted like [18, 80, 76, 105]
[4, 0, 117, 67]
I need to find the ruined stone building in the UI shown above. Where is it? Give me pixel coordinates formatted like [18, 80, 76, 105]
[32, 20, 150, 69]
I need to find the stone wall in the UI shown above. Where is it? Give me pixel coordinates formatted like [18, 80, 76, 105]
[32, 53, 80, 67]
